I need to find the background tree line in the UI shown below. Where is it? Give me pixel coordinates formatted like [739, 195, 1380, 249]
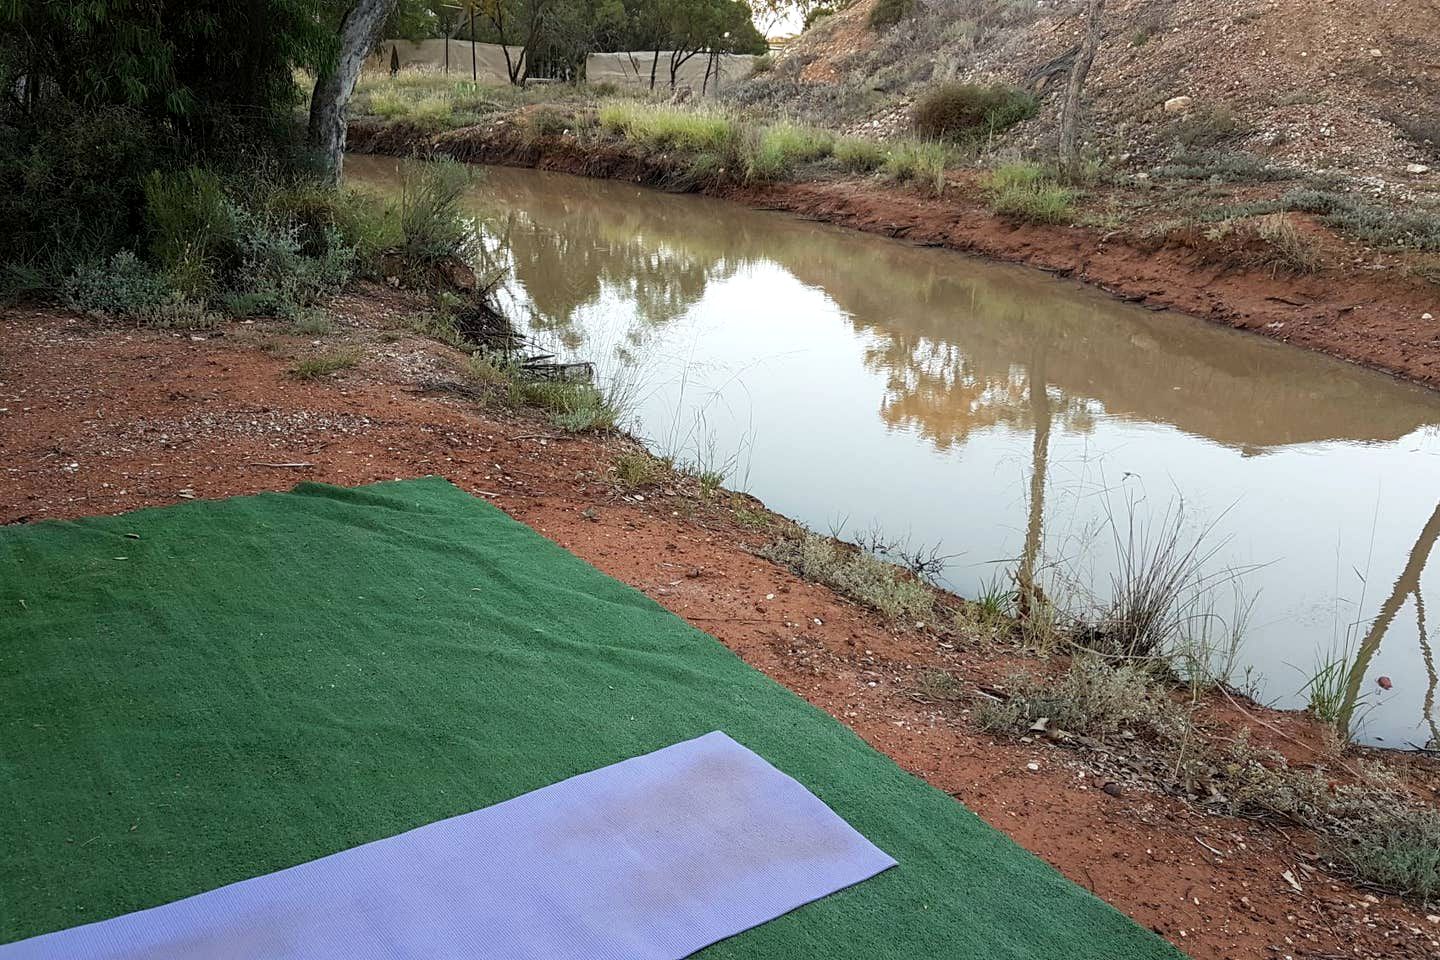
[385, 0, 766, 87]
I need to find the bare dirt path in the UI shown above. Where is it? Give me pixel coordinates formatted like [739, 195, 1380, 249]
[3, 299, 1438, 958]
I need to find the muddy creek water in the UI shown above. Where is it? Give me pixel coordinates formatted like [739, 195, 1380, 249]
[351, 156, 1440, 746]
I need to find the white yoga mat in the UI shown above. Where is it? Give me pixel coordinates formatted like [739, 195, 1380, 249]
[1, 731, 896, 959]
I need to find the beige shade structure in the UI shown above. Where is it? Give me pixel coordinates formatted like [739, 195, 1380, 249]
[585, 51, 759, 94]
[367, 40, 525, 82]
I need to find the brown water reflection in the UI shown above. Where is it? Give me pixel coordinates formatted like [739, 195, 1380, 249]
[349, 157, 1440, 745]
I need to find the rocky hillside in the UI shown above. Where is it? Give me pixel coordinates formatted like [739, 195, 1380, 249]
[733, 0, 1439, 188]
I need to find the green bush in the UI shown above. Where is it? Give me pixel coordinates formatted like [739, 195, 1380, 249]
[911, 83, 1038, 141]
[868, 0, 915, 29]
[62, 252, 175, 319]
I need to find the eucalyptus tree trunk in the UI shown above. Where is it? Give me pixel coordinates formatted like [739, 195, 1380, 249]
[1057, 0, 1106, 175]
[309, 0, 398, 186]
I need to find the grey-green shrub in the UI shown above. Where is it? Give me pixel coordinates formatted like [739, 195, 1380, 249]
[911, 83, 1037, 141]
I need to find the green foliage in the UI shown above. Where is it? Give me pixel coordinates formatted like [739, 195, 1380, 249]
[744, 121, 834, 181]
[868, 0, 916, 29]
[397, 160, 477, 282]
[1, 1, 333, 271]
[289, 348, 362, 380]
[911, 83, 1037, 141]
[598, 100, 738, 153]
[61, 252, 177, 320]
[1283, 188, 1440, 251]
[512, 379, 619, 433]
[984, 163, 1075, 224]
[833, 137, 887, 172]
[143, 169, 235, 295]
[882, 140, 951, 196]
[762, 533, 934, 620]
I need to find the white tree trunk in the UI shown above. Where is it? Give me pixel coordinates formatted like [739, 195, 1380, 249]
[1058, 0, 1106, 175]
[309, 0, 398, 185]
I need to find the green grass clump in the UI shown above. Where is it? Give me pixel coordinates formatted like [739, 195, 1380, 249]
[289, 347, 361, 380]
[761, 532, 934, 620]
[598, 101, 737, 154]
[883, 140, 951, 196]
[745, 121, 835, 181]
[984, 163, 1075, 224]
[833, 137, 887, 172]
[288, 311, 335, 336]
[512, 379, 618, 433]
[614, 449, 667, 488]
[911, 83, 1037, 141]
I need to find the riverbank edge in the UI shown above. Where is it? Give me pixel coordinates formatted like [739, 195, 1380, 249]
[348, 117, 1440, 394]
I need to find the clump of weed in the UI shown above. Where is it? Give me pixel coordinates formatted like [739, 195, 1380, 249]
[1168, 103, 1247, 152]
[978, 651, 1440, 903]
[598, 101, 737, 154]
[833, 137, 887, 173]
[868, 0, 915, 29]
[1254, 213, 1321, 273]
[912, 668, 967, 703]
[525, 105, 572, 139]
[734, 504, 772, 530]
[762, 532, 934, 620]
[984, 163, 1074, 224]
[975, 656, 1183, 739]
[745, 121, 834, 181]
[911, 83, 1036, 142]
[1153, 151, 1288, 183]
[512, 378, 618, 433]
[465, 353, 514, 389]
[614, 449, 667, 488]
[395, 160, 477, 284]
[1189, 215, 1323, 276]
[883, 140, 950, 196]
[289, 347, 361, 380]
[1283, 188, 1440, 251]
[288, 311, 335, 336]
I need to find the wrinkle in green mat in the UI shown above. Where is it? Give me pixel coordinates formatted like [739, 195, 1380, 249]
[0, 478, 1184, 959]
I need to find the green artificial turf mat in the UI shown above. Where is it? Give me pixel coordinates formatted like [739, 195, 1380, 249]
[0, 477, 1183, 958]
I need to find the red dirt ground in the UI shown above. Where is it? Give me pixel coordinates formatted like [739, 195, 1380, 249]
[4, 295, 1439, 958]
